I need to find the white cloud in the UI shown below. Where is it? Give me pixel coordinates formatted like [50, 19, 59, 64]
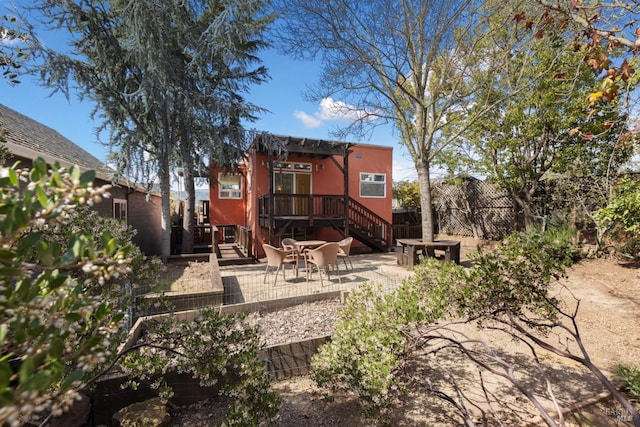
[293, 110, 323, 129]
[317, 97, 366, 121]
[293, 97, 371, 129]
[393, 159, 417, 182]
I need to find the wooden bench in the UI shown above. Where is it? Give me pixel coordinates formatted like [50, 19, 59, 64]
[396, 239, 461, 267]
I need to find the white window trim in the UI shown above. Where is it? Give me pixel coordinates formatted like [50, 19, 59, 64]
[218, 173, 243, 199]
[359, 172, 386, 198]
[273, 161, 312, 173]
[113, 198, 128, 223]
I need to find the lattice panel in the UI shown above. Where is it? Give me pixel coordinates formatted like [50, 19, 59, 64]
[433, 178, 514, 240]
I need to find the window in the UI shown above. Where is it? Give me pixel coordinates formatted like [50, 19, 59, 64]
[273, 161, 312, 172]
[113, 199, 127, 222]
[218, 173, 242, 199]
[360, 173, 386, 198]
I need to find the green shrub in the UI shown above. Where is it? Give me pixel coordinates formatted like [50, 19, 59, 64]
[0, 158, 274, 426]
[0, 158, 132, 425]
[311, 260, 469, 420]
[120, 308, 279, 426]
[311, 282, 407, 419]
[36, 204, 163, 288]
[310, 226, 577, 421]
[460, 225, 575, 321]
[616, 365, 640, 402]
[594, 175, 640, 260]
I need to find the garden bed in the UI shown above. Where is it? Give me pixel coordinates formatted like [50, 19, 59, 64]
[169, 256, 640, 426]
[97, 250, 640, 426]
[96, 293, 344, 425]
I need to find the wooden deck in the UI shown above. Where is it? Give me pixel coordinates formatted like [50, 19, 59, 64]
[167, 243, 254, 266]
[217, 243, 255, 266]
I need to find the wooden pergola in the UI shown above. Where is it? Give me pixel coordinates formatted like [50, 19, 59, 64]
[252, 134, 354, 245]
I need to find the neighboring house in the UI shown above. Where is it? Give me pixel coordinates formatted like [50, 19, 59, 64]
[210, 134, 393, 258]
[0, 104, 163, 256]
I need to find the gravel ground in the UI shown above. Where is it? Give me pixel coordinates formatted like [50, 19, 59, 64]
[246, 298, 343, 347]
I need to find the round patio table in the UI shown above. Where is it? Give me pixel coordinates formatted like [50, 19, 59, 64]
[294, 240, 327, 251]
[295, 240, 328, 272]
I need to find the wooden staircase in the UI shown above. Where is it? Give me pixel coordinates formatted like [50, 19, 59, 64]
[335, 197, 393, 252]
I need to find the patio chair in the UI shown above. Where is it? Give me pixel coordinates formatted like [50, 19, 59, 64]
[337, 236, 354, 270]
[281, 237, 302, 266]
[262, 244, 298, 285]
[305, 242, 341, 286]
[281, 238, 298, 251]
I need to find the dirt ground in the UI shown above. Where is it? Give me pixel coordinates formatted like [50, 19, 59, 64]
[167, 248, 640, 426]
[162, 260, 213, 292]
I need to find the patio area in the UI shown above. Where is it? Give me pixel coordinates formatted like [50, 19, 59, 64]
[220, 252, 411, 305]
[219, 236, 483, 306]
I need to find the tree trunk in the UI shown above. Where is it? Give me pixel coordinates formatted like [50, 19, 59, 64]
[158, 145, 172, 258]
[181, 170, 195, 254]
[180, 135, 195, 254]
[513, 191, 536, 231]
[417, 162, 434, 242]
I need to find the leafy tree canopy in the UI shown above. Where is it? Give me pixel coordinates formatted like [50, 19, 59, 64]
[439, 2, 635, 227]
[18, 0, 272, 256]
[0, 14, 27, 84]
[392, 180, 421, 212]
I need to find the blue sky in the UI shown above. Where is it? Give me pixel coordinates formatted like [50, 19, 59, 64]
[0, 5, 418, 182]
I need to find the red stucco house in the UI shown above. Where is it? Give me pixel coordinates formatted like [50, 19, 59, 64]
[209, 134, 393, 258]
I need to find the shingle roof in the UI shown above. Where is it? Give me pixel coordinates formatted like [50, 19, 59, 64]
[0, 103, 112, 176]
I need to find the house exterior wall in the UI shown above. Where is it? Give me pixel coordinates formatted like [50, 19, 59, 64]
[208, 165, 247, 227]
[92, 179, 118, 218]
[4, 153, 163, 256]
[312, 144, 393, 248]
[208, 142, 393, 259]
[1, 104, 164, 257]
[109, 186, 163, 256]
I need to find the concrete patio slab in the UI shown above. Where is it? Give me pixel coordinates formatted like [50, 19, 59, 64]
[221, 252, 413, 305]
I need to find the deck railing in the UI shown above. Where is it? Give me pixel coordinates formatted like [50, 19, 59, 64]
[258, 194, 394, 250]
[235, 226, 253, 257]
[347, 197, 392, 249]
[171, 224, 215, 255]
[215, 224, 236, 243]
[258, 194, 345, 219]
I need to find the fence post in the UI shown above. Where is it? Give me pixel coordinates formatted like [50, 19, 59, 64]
[212, 226, 221, 257]
[247, 228, 253, 258]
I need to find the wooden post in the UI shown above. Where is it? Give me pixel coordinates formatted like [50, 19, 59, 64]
[212, 226, 221, 258]
[247, 227, 253, 258]
[343, 148, 350, 235]
[268, 153, 275, 246]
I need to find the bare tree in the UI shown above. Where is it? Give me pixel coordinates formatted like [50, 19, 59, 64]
[276, 0, 547, 241]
